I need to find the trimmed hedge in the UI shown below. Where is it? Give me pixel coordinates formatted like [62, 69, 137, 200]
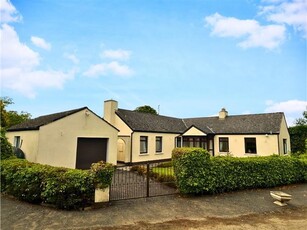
[0, 159, 115, 210]
[172, 148, 307, 195]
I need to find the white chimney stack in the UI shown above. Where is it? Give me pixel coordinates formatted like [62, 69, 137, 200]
[219, 108, 228, 119]
[104, 100, 118, 125]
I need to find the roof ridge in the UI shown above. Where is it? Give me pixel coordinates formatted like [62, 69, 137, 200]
[185, 111, 284, 120]
[7, 107, 88, 131]
[117, 108, 182, 120]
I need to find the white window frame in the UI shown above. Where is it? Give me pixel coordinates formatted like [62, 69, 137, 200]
[140, 136, 148, 154]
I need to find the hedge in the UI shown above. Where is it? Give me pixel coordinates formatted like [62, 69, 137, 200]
[172, 148, 307, 195]
[0, 159, 115, 210]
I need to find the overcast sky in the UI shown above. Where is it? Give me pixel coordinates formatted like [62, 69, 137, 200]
[1, 0, 306, 126]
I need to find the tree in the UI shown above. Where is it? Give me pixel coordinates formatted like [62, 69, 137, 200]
[134, 105, 158, 115]
[0, 128, 14, 159]
[295, 111, 307, 126]
[289, 111, 307, 155]
[0, 97, 31, 129]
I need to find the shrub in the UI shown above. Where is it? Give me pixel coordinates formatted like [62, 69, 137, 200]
[1, 158, 30, 193]
[298, 154, 307, 181]
[172, 148, 211, 194]
[42, 169, 95, 210]
[131, 165, 147, 175]
[289, 125, 307, 155]
[1, 159, 115, 210]
[172, 148, 306, 195]
[0, 128, 14, 160]
[90, 161, 115, 189]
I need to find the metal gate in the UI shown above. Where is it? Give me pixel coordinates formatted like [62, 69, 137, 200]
[110, 160, 178, 201]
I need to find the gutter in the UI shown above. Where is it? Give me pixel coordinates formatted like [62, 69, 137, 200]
[130, 131, 134, 164]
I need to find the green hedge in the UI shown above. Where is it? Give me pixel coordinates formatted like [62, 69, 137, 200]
[0, 159, 115, 210]
[172, 148, 307, 195]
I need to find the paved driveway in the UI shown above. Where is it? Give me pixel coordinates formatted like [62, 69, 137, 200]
[1, 183, 307, 229]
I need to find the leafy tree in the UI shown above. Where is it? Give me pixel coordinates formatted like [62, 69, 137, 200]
[0, 128, 14, 159]
[295, 111, 307, 126]
[134, 105, 158, 115]
[0, 97, 31, 129]
[289, 111, 307, 156]
[289, 126, 307, 155]
[0, 97, 30, 159]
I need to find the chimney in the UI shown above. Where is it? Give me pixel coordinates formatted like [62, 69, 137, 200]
[219, 108, 228, 120]
[104, 100, 118, 125]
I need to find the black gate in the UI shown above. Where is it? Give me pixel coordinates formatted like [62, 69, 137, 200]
[110, 160, 178, 201]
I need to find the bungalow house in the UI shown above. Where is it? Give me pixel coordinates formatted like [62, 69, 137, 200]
[6, 107, 118, 169]
[104, 100, 291, 164]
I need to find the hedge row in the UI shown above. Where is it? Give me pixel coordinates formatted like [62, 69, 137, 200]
[0, 159, 115, 210]
[172, 148, 307, 194]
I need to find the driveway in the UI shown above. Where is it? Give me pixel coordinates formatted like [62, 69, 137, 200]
[1, 183, 307, 229]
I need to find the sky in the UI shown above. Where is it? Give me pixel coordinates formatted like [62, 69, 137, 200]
[1, 0, 306, 126]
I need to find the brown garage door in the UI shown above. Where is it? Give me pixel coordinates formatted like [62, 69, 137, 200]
[76, 138, 108, 169]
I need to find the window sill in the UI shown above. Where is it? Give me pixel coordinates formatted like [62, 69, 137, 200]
[139, 153, 149, 156]
[155, 152, 163, 155]
[244, 153, 258, 156]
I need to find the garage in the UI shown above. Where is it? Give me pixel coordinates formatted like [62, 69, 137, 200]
[76, 137, 108, 169]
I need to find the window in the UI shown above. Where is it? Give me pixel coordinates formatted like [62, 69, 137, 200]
[14, 136, 21, 148]
[156, 136, 162, 153]
[245, 138, 257, 154]
[140, 136, 148, 154]
[283, 139, 288, 154]
[219, 137, 229, 152]
[182, 137, 207, 149]
[176, 137, 182, 148]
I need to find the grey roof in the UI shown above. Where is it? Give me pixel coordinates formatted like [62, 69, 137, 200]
[116, 109, 285, 135]
[7, 107, 87, 131]
[116, 109, 187, 133]
[184, 113, 284, 134]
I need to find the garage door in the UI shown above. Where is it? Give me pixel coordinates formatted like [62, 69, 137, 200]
[76, 138, 108, 169]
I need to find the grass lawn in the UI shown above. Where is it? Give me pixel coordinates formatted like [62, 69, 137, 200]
[152, 166, 174, 177]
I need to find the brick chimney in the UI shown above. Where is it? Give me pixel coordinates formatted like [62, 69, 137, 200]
[104, 100, 118, 125]
[219, 108, 228, 120]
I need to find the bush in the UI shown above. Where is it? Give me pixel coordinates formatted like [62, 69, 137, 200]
[172, 148, 211, 194]
[131, 165, 147, 175]
[1, 159, 115, 210]
[172, 148, 306, 195]
[42, 169, 95, 210]
[90, 161, 115, 189]
[289, 125, 307, 155]
[298, 154, 307, 181]
[0, 128, 14, 160]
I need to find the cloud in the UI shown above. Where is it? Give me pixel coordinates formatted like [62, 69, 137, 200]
[64, 53, 79, 64]
[259, 0, 307, 38]
[1, 24, 39, 68]
[205, 13, 286, 49]
[0, 0, 22, 23]
[1, 24, 74, 98]
[31, 36, 51, 50]
[83, 61, 134, 77]
[101, 49, 131, 60]
[2, 69, 74, 98]
[265, 99, 307, 125]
